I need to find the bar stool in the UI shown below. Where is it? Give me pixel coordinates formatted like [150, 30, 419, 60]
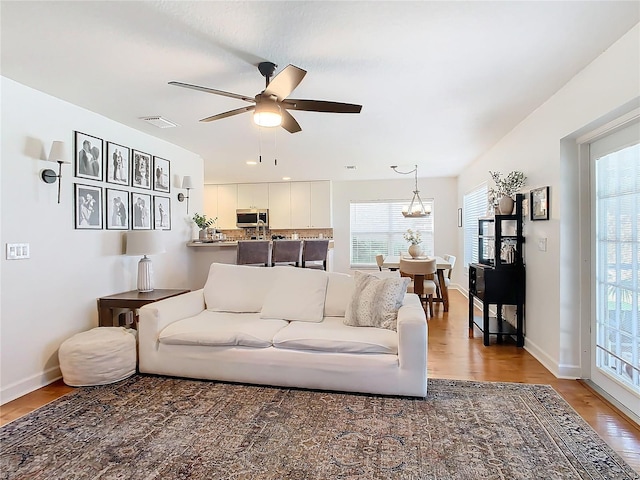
[271, 240, 302, 267]
[236, 240, 270, 266]
[301, 239, 330, 270]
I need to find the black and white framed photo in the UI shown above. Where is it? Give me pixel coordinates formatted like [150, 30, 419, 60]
[74, 131, 103, 181]
[132, 150, 152, 189]
[106, 142, 130, 186]
[154, 196, 171, 230]
[74, 184, 103, 229]
[530, 186, 550, 221]
[153, 156, 171, 193]
[106, 188, 130, 230]
[131, 192, 152, 230]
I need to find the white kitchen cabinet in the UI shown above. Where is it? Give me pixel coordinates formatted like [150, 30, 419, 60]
[217, 184, 238, 229]
[237, 183, 269, 209]
[290, 181, 332, 228]
[203, 184, 218, 220]
[268, 183, 291, 229]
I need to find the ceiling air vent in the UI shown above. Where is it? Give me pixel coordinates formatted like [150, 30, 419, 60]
[345, 165, 357, 170]
[140, 116, 179, 129]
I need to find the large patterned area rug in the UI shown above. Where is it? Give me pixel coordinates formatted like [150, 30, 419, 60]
[1, 375, 637, 480]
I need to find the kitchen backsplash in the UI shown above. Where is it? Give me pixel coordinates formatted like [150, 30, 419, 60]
[218, 228, 333, 241]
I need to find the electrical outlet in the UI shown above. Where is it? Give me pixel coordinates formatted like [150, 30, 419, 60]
[6, 243, 30, 260]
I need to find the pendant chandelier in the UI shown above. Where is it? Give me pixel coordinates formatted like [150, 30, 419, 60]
[391, 164, 431, 218]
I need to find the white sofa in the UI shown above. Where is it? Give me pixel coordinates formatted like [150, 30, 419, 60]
[138, 263, 428, 397]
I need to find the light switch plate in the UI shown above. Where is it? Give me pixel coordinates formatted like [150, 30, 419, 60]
[538, 238, 547, 252]
[6, 243, 30, 260]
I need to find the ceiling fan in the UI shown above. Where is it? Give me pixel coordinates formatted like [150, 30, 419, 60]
[169, 62, 362, 133]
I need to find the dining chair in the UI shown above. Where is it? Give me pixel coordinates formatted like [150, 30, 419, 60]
[271, 240, 302, 267]
[375, 254, 385, 271]
[301, 239, 330, 270]
[399, 257, 437, 317]
[236, 240, 270, 266]
[435, 254, 456, 300]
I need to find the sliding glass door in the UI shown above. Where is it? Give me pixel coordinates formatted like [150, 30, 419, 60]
[590, 121, 639, 416]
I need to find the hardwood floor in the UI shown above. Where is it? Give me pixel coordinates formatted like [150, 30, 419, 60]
[1, 289, 638, 472]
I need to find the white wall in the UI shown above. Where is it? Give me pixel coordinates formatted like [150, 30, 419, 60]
[457, 24, 640, 378]
[332, 177, 459, 276]
[0, 77, 204, 403]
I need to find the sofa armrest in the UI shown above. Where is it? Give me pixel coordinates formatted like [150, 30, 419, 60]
[138, 289, 205, 339]
[396, 293, 427, 371]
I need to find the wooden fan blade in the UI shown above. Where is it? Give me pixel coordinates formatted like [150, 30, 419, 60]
[263, 65, 307, 101]
[280, 109, 302, 133]
[169, 81, 255, 103]
[282, 99, 362, 114]
[200, 106, 255, 123]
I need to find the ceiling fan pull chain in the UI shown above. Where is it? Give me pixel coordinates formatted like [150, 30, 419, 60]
[258, 126, 263, 163]
[274, 128, 278, 166]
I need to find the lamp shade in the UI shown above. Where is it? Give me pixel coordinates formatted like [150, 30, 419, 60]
[181, 175, 194, 189]
[125, 231, 166, 256]
[48, 141, 69, 163]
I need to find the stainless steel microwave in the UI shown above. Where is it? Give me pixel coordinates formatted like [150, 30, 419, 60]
[236, 209, 269, 228]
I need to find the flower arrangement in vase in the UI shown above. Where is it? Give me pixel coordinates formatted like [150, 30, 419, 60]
[192, 213, 217, 240]
[403, 229, 423, 258]
[489, 170, 526, 214]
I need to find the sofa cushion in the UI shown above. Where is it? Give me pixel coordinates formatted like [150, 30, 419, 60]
[204, 263, 274, 313]
[273, 317, 397, 354]
[260, 267, 328, 322]
[324, 272, 355, 317]
[158, 311, 288, 348]
[344, 271, 410, 331]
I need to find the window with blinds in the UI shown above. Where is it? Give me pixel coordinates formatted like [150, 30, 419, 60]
[349, 200, 434, 268]
[463, 184, 488, 269]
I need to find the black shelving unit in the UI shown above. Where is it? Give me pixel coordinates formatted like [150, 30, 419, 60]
[469, 193, 525, 346]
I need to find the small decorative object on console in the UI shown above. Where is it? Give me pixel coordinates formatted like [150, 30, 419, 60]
[488, 170, 526, 215]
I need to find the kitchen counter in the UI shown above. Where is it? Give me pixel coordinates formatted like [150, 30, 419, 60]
[187, 240, 334, 248]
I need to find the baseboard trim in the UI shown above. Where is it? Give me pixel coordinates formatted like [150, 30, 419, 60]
[581, 379, 640, 427]
[0, 366, 62, 405]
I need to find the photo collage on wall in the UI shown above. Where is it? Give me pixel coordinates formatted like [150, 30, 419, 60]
[72, 131, 172, 231]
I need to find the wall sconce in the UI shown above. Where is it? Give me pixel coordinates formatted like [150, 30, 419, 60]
[177, 175, 194, 213]
[41, 141, 70, 203]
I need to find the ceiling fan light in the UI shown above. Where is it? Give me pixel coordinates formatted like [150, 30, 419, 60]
[253, 101, 282, 127]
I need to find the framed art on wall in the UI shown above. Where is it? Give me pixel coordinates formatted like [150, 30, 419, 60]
[74, 131, 103, 181]
[153, 157, 171, 193]
[131, 192, 152, 229]
[132, 150, 152, 189]
[530, 186, 550, 221]
[154, 196, 171, 230]
[74, 184, 103, 229]
[106, 189, 130, 230]
[106, 142, 130, 186]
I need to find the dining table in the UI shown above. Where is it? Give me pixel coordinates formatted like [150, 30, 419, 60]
[381, 255, 452, 312]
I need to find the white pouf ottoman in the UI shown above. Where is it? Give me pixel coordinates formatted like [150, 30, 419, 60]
[59, 327, 137, 387]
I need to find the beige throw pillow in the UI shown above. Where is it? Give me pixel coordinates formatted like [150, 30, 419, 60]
[344, 271, 410, 331]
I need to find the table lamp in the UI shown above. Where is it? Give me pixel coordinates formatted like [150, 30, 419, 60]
[125, 231, 166, 292]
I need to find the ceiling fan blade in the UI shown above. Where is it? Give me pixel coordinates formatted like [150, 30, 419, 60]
[282, 99, 362, 114]
[263, 65, 307, 100]
[200, 106, 255, 123]
[169, 81, 255, 103]
[280, 109, 302, 134]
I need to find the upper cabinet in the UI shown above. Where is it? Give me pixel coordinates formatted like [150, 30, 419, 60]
[268, 183, 291, 229]
[203, 184, 218, 221]
[290, 181, 332, 228]
[237, 183, 269, 209]
[217, 184, 238, 229]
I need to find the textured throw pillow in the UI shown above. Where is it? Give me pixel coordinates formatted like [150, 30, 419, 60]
[344, 271, 410, 331]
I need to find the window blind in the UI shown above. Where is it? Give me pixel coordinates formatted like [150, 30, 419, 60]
[350, 200, 434, 268]
[463, 184, 488, 269]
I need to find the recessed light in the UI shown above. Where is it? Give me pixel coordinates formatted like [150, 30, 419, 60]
[246, 160, 258, 165]
[282, 176, 291, 180]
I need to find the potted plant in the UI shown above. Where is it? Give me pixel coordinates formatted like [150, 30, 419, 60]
[192, 213, 217, 241]
[489, 170, 526, 214]
[403, 229, 423, 258]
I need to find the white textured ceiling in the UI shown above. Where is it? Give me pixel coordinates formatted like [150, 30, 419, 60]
[2, 1, 638, 184]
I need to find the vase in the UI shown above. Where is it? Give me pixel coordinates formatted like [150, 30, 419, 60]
[198, 229, 208, 241]
[498, 196, 515, 215]
[408, 244, 423, 258]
